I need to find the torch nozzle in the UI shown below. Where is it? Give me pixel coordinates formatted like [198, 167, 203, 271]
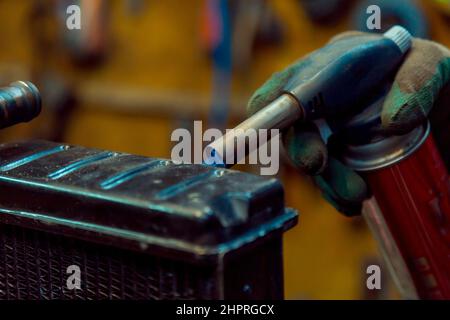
[205, 26, 412, 169]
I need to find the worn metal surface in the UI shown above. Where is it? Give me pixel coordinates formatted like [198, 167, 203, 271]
[0, 140, 297, 299]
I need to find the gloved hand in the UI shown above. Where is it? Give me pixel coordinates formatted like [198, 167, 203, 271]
[247, 31, 450, 216]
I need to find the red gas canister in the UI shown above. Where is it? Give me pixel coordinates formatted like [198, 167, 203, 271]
[341, 121, 450, 299]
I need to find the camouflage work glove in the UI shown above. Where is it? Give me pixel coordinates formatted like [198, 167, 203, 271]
[247, 32, 450, 216]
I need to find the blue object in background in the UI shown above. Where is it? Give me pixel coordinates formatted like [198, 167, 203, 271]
[207, 0, 233, 129]
[300, 0, 352, 24]
[352, 0, 429, 38]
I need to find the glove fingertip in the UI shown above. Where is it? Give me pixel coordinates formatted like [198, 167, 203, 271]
[381, 40, 450, 135]
[381, 84, 428, 135]
[284, 125, 328, 175]
[247, 92, 269, 116]
[247, 64, 302, 116]
[313, 158, 369, 216]
[327, 158, 368, 202]
[314, 175, 363, 217]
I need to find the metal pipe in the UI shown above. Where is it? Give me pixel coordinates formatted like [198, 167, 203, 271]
[0, 81, 41, 129]
[205, 94, 303, 166]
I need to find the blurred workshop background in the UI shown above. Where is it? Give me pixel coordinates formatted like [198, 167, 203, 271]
[1, 0, 450, 299]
